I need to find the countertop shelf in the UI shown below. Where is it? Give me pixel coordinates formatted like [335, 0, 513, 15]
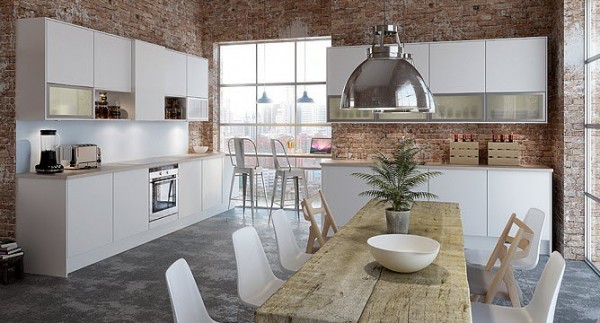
[320, 159, 553, 172]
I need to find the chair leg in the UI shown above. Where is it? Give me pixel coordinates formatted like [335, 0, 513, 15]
[302, 173, 309, 200]
[294, 177, 300, 220]
[242, 174, 247, 214]
[228, 173, 236, 209]
[260, 173, 269, 206]
[269, 174, 279, 224]
[280, 173, 287, 210]
[249, 170, 255, 222]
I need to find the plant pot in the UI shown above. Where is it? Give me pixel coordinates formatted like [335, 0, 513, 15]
[385, 208, 410, 234]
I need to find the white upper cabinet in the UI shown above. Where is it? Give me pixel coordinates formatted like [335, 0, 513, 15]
[404, 43, 429, 85]
[430, 41, 486, 94]
[326, 46, 369, 96]
[46, 19, 94, 87]
[165, 49, 188, 97]
[133, 40, 165, 120]
[94, 32, 132, 92]
[486, 37, 547, 93]
[187, 55, 208, 98]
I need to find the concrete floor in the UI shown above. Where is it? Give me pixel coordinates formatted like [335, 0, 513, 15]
[1, 207, 600, 322]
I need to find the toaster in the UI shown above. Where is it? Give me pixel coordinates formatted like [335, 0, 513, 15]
[60, 144, 102, 169]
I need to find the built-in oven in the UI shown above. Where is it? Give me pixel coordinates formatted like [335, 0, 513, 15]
[149, 164, 179, 222]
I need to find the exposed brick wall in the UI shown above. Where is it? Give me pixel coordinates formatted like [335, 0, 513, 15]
[0, 0, 203, 239]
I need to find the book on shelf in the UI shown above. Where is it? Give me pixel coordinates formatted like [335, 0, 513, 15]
[0, 247, 22, 255]
[0, 251, 23, 260]
[0, 239, 17, 249]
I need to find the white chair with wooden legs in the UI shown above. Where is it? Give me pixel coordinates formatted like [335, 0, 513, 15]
[232, 226, 285, 307]
[165, 258, 219, 323]
[468, 213, 534, 308]
[227, 138, 269, 221]
[271, 209, 312, 271]
[268, 139, 309, 222]
[301, 190, 339, 254]
[466, 208, 545, 271]
[471, 251, 566, 323]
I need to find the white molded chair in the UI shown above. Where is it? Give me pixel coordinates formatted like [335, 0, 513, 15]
[271, 209, 312, 271]
[227, 138, 269, 220]
[466, 208, 546, 270]
[232, 226, 285, 307]
[268, 139, 309, 221]
[165, 258, 219, 323]
[471, 251, 566, 323]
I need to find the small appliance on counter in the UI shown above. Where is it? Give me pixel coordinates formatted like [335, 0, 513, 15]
[35, 129, 64, 174]
[59, 144, 102, 169]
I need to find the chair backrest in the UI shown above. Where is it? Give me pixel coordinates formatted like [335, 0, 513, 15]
[519, 208, 546, 270]
[165, 258, 216, 323]
[232, 226, 279, 307]
[525, 251, 566, 323]
[227, 137, 259, 169]
[270, 139, 292, 171]
[482, 213, 534, 305]
[301, 190, 339, 253]
[272, 209, 304, 270]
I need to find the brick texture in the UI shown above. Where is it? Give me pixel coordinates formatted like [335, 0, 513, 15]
[0, 0, 587, 260]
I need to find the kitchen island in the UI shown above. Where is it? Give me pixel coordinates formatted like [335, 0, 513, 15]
[255, 200, 471, 322]
[16, 153, 232, 277]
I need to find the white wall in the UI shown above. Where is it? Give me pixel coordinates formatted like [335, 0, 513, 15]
[16, 121, 188, 173]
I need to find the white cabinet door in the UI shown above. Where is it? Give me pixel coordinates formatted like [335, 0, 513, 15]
[486, 38, 547, 93]
[133, 40, 165, 120]
[113, 169, 148, 240]
[94, 32, 132, 92]
[430, 41, 485, 94]
[326, 46, 369, 95]
[165, 49, 188, 97]
[487, 170, 552, 240]
[187, 55, 208, 98]
[428, 168, 488, 236]
[179, 160, 203, 217]
[67, 174, 113, 257]
[404, 43, 429, 85]
[187, 97, 208, 121]
[202, 158, 223, 210]
[46, 20, 94, 87]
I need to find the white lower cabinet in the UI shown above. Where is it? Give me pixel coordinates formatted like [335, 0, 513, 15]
[113, 169, 149, 241]
[179, 159, 203, 217]
[67, 174, 113, 257]
[428, 168, 487, 236]
[202, 158, 223, 210]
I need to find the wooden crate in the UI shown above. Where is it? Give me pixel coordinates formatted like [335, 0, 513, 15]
[488, 142, 520, 165]
[449, 142, 479, 165]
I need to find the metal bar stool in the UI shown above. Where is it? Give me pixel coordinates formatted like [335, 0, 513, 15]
[227, 138, 269, 221]
[268, 139, 309, 222]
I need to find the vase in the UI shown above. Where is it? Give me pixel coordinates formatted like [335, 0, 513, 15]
[385, 209, 410, 234]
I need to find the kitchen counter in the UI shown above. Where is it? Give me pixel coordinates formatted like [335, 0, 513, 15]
[17, 152, 225, 180]
[321, 158, 553, 172]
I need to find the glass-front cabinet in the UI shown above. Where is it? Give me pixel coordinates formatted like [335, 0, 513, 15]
[47, 85, 94, 119]
[431, 94, 484, 121]
[486, 93, 545, 122]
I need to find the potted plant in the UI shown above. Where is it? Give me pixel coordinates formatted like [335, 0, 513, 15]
[352, 139, 441, 234]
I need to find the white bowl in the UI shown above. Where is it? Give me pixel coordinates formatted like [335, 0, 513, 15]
[192, 146, 209, 153]
[367, 234, 440, 273]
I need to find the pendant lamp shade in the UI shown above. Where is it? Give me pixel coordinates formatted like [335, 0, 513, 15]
[297, 90, 314, 103]
[257, 90, 273, 104]
[340, 25, 435, 113]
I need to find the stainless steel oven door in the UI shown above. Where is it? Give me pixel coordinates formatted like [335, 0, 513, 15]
[149, 173, 178, 222]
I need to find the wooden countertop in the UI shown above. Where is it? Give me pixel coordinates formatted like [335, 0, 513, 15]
[255, 200, 472, 323]
[321, 159, 553, 172]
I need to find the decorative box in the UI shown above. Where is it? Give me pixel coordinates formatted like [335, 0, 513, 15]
[487, 142, 520, 165]
[449, 142, 479, 165]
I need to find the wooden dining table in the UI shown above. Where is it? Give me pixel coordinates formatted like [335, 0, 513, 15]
[255, 200, 472, 322]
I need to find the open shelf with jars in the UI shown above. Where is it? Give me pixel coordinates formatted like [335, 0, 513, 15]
[93, 90, 133, 120]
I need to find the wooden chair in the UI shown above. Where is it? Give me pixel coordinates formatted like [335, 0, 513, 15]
[467, 213, 533, 308]
[301, 190, 339, 254]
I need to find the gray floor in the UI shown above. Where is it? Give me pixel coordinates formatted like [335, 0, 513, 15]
[2, 207, 600, 323]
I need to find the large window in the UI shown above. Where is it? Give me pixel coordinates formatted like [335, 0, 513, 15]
[219, 38, 331, 200]
[219, 38, 331, 156]
[585, 0, 600, 273]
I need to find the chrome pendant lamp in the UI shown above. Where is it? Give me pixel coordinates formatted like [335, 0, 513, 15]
[297, 41, 314, 104]
[340, 24, 435, 113]
[257, 0, 272, 104]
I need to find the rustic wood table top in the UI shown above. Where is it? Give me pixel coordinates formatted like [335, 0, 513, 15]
[255, 200, 472, 323]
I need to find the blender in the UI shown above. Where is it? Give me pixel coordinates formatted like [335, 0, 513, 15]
[35, 129, 64, 173]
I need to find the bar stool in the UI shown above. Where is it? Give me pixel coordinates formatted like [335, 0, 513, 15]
[268, 139, 309, 222]
[227, 138, 268, 221]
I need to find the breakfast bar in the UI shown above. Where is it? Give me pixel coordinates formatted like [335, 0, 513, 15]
[255, 200, 472, 322]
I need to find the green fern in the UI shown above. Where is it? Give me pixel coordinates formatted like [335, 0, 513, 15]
[352, 139, 441, 211]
